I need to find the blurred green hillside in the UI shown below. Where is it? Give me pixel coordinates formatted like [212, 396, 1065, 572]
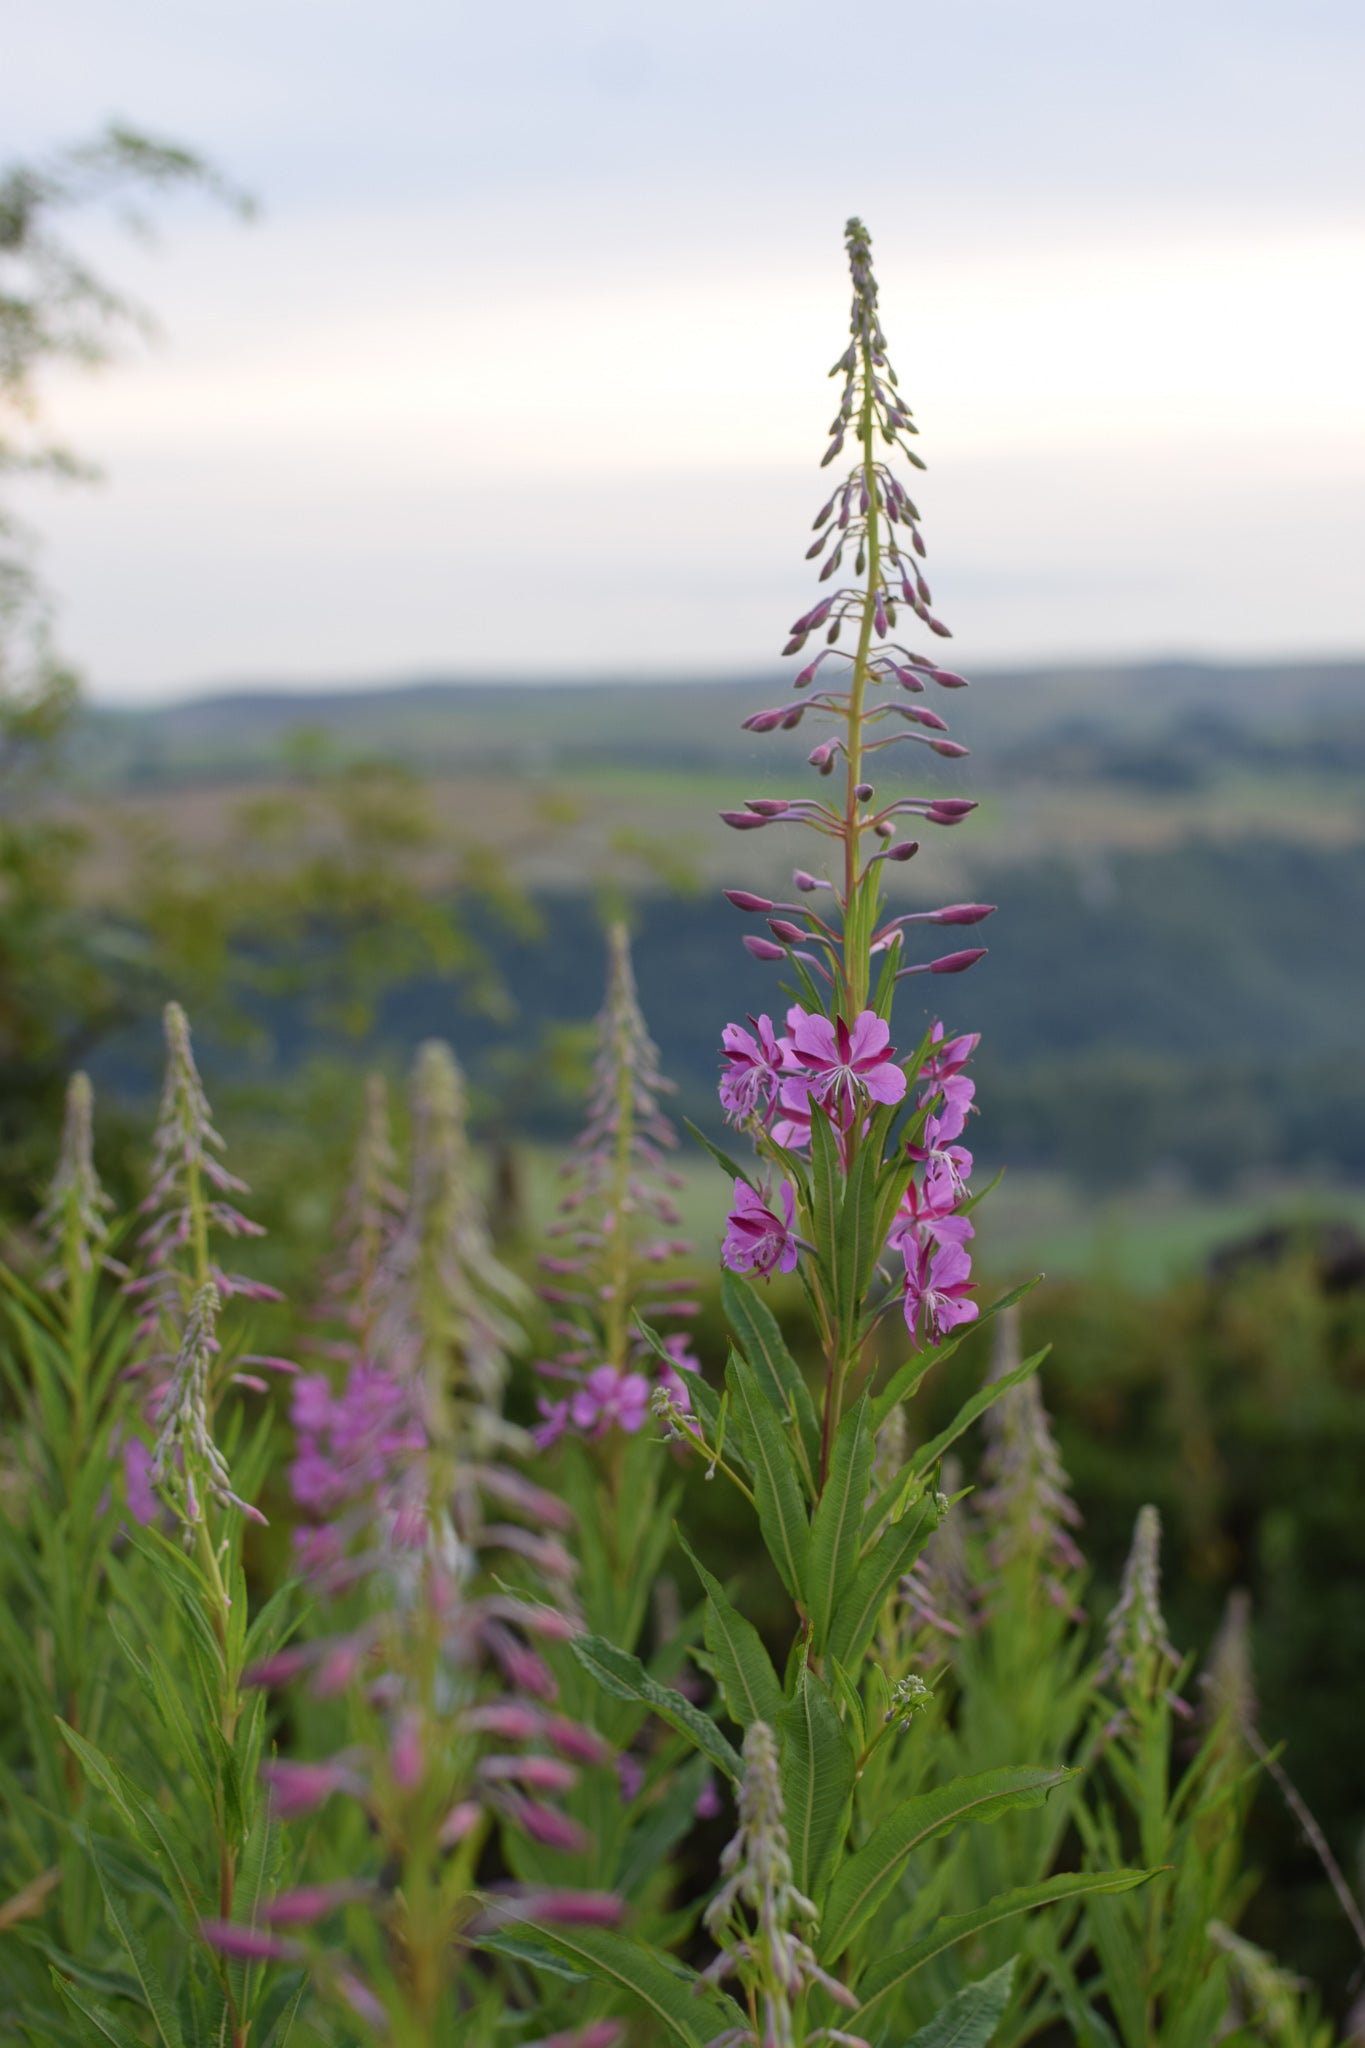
[61, 656, 1365, 1213]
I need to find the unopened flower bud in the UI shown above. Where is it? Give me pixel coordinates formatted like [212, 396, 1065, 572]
[884, 840, 919, 861]
[745, 799, 790, 817]
[929, 947, 988, 974]
[724, 890, 774, 913]
[720, 810, 770, 830]
[743, 936, 787, 961]
[767, 920, 807, 944]
[929, 738, 970, 758]
[854, 782, 874, 802]
[742, 708, 789, 732]
[929, 904, 995, 926]
[926, 799, 978, 823]
[808, 742, 835, 769]
[792, 869, 826, 891]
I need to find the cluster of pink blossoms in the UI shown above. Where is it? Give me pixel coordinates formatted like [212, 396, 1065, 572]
[719, 1004, 979, 1345]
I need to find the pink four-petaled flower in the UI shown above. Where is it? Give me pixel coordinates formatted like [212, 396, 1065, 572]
[719, 1014, 786, 1122]
[903, 1237, 978, 1346]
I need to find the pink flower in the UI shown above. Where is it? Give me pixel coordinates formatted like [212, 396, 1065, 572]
[122, 1437, 158, 1525]
[903, 1238, 978, 1347]
[784, 1008, 907, 1124]
[889, 1176, 974, 1262]
[719, 1015, 785, 1122]
[568, 1366, 651, 1437]
[722, 1180, 798, 1279]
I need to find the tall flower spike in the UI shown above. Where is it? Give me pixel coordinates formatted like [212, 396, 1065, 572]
[700, 1720, 864, 2048]
[372, 1040, 527, 1458]
[129, 1001, 276, 1361]
[316, 1072, 406, 1367]
[35, 1070, 114, 1288]
[712, 220, 986, 1431]
[1097, 1504, 1180, 1694]
[977, 1306, 1084, 1610]
[150, 1281, 263, 1527]
[534, 923, 698, 1447]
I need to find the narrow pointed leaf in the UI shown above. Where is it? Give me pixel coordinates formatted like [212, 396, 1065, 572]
[516, 1923, 745, 2047]
[684, 1119, 760, 1193]
[852, 1870, 1154, 2030]
[837, 1139, 883, 1324]
[910, 1351, 1049, 1477]
[808, 1395, 873, 1652]
[725, 1350, 810, 1603]
[721, 1271, 820, 1479]
[92, 1843, 188, 2048]
[828, 1495, 936, 1668]
[571, 1635, 742, 1781]
[51, 1973, 150, 2048]
[778, 1667, 856, 1901]
[871, 1277, 1041, 1430]
[821, 1766, 1076, 1962]
[676, 1531, 783, 1727]
[903, 1959, 1017, 2048]
[807, 1102, 842, 1285]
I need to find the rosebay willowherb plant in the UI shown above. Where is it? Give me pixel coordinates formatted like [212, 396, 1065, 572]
[545, 217, 1151, 2047]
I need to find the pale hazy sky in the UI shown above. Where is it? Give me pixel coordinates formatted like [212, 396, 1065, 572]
[6, 0, 1364, 702]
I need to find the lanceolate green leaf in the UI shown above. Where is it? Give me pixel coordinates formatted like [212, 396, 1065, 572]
[91, 1843, 188, 2048]
[910, 1351, 1049, 1478]
[807, 1396, 873, 1653]
[515, 1923, 745, 2047]
[571, 1635, 743, 1782]
[871, 1277, 1041, 1430]
[778, 1667, 856, 1901]
[721, 1271, 821, 1482]
[684, 1119, 760, 1194]
[725, 1351, 810, 1604]
[51, 1972, 149, 2048]
[676, 1531, 784, 1728]
[820, 1766, 1076, 1962]
[807, 1103, 842, 1287]
[903, 1959, 1017, 2048]
[850, 1870, 1154, 2031]
[827, 1496, 936, 1669]
[836, 1139, 882, 1326]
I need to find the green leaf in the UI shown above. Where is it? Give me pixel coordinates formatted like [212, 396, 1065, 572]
[570, 1635, 742, 1782]
[721, 1271, 820, 1483]
[852, 1871, 1154, 2031]
[51, 1970, 150, 2048]
[903, 1959, 1017, 2048]
[821, 1766, 1076, 1962]
[837, 1139, 883, 1325]
[57, 1723, 204, 1924]
[807, 1396, 873, 1653]
[92, 1842, 188, 2048]
[676, 1532, 783, 1728]
[777, 1667, 856, 1901]
[515, 1923, 744, 2047]
[871, 1277, 1041, 1430]
[684, 1118, 760, 1193]
[808, 1101, 842, 1286]
[827, 1496, 937, 1668]
[911, 1350, 1049, 1478]
[725, 1351, 810, 1603]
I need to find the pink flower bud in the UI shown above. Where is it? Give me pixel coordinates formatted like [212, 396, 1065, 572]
[262, 1883, 368, 1925]
[724, 890, 774, 913]
[720, 810, 769, 830]
[884, 840, 919, 861]
[927, 799, 978, 823]
[854, 782, 874, 801]
[929, 739, 970, 758]
[743, 936, 786, 961]
[261, 1759, 362, 1816]
[929, 948, 988, 974]
[929, 903, 996, 925]
[742, 708, 788, 732]
[200, 1920, 304, 1962]
[928, 665, 970, 687]
[508, 1800, 591, 1854]
[439, 1800, 485, 1845]
[544, 1715, 612, 1765]
[767, 920, 807, 944]
[745, 798, 790, 817]
[792, 869, 825, 891]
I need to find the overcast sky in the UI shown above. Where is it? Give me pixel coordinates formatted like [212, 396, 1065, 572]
[6, 0, 1364, 702]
